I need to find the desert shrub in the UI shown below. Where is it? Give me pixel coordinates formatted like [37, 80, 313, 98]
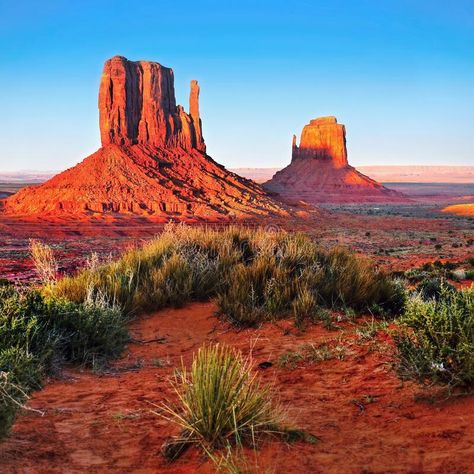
[394, 284, 474, 388]
[30, 239, 58, 284]
[0, 286, 127, 367]
[216, 257, 295, 326]
[0, 285, 127, 438]
[416, 277, 455, 301]
[0, 370, 29, 439]
[49, 225, 244, 314]
[217, 242, 404, 326]
[312, 247, 404, 314]
[49, 225, 404, 326]
[159, 344, 283, 457]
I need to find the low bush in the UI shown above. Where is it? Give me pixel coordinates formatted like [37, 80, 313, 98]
[0, 370, 29, 439]
[217, 242, 405, 326]
[49, 225, 404, 326]
[395, 284, 474, 388]
[416, 277, 455, 301]
[0, 284, 127, 438]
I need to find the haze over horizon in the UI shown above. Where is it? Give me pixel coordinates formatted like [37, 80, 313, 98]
[1, 0, 473, 172]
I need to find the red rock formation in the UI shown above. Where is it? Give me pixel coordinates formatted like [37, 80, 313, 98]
[3, 56, 285, 219]
[292, 116, 348, 168]
[189, 79, 205, 152]
[264, 116, 407, 204]
[98, 56, 205, 152]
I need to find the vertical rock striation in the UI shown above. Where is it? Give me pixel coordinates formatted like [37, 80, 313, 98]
[98, 56, 205, 152]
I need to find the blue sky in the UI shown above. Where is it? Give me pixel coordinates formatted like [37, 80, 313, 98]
[0, 0, 473, 171]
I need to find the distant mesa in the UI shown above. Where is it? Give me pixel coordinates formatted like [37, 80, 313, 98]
[442, 203, 474, 217]
[3, 56, 285, 220]
[264, 116, 407, 204]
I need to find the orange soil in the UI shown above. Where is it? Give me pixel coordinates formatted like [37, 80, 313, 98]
[2, 302, 474, 473]
[1, 207, 472, 283]
[442, 203, 474, 217]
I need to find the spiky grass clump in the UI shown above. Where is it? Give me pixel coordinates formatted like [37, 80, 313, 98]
[395, 284, 474, 389]
[159, 344, 282, 458]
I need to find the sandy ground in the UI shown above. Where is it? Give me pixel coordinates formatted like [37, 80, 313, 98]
[2, 302, 474, 473]
[0, 204, 473, 283]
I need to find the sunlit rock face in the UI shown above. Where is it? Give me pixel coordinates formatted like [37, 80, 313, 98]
[98, 56, 206, 152]
[292, 116, 348, 168]
[3, 56, 286, 219]
[265, 116, 407, 204]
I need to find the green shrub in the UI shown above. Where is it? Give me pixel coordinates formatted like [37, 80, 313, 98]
[0, 287, 128, 367]
[159, 344, 283, 457]
[0, 285, 128, 438]
[217, 242, 404, 326]
[49, 225, 404, 327]
[395, 284, 474, 388]
[416, 277, 455, 301]
[0, 370, 29, 439]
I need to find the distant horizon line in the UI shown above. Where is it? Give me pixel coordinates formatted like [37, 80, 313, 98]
[1, 164, 474, 174]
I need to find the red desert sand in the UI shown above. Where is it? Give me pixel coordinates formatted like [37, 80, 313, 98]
[2, 302, 474, 473]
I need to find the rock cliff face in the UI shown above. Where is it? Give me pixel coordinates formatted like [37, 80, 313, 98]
[4, 56, 285, 219]
[264, 116, 406, 204]
[292, 116, 348, 168]
[98, 56, 205, 152]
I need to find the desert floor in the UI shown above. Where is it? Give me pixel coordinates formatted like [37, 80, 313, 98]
[0, 188, 473, 473]
[1, 302, 474, 473]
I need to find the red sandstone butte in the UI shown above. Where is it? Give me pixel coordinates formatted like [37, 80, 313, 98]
[264, 116, 407, 204]
[3, 56, 285, 219]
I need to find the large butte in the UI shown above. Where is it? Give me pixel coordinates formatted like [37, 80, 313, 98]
[3, 56, 286, 219]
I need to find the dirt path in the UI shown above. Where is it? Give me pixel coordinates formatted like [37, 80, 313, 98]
[1, 302, 474, 473]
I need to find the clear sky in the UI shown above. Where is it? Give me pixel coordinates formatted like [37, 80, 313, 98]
[0, 0, 473, 172]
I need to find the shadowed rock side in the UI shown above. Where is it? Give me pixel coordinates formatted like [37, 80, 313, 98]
[264, 117, 406, 204]
[3, 56, 286, 219]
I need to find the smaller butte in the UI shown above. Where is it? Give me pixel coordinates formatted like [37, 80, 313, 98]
[264, 116, 407, 204]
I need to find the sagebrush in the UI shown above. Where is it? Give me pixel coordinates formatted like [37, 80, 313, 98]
[395, 284, 474, 388]
[49, 224, 404, 325]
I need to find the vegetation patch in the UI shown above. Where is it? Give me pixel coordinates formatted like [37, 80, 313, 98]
[395, 284, 474, 389]
[158, 344, 289, 460]
[278, 341, 347, 369]
[0, 284, 128, 438]
[49, 225, 404, 326]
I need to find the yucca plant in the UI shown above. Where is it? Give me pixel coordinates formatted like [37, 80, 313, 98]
[158, 344, 283, 459]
